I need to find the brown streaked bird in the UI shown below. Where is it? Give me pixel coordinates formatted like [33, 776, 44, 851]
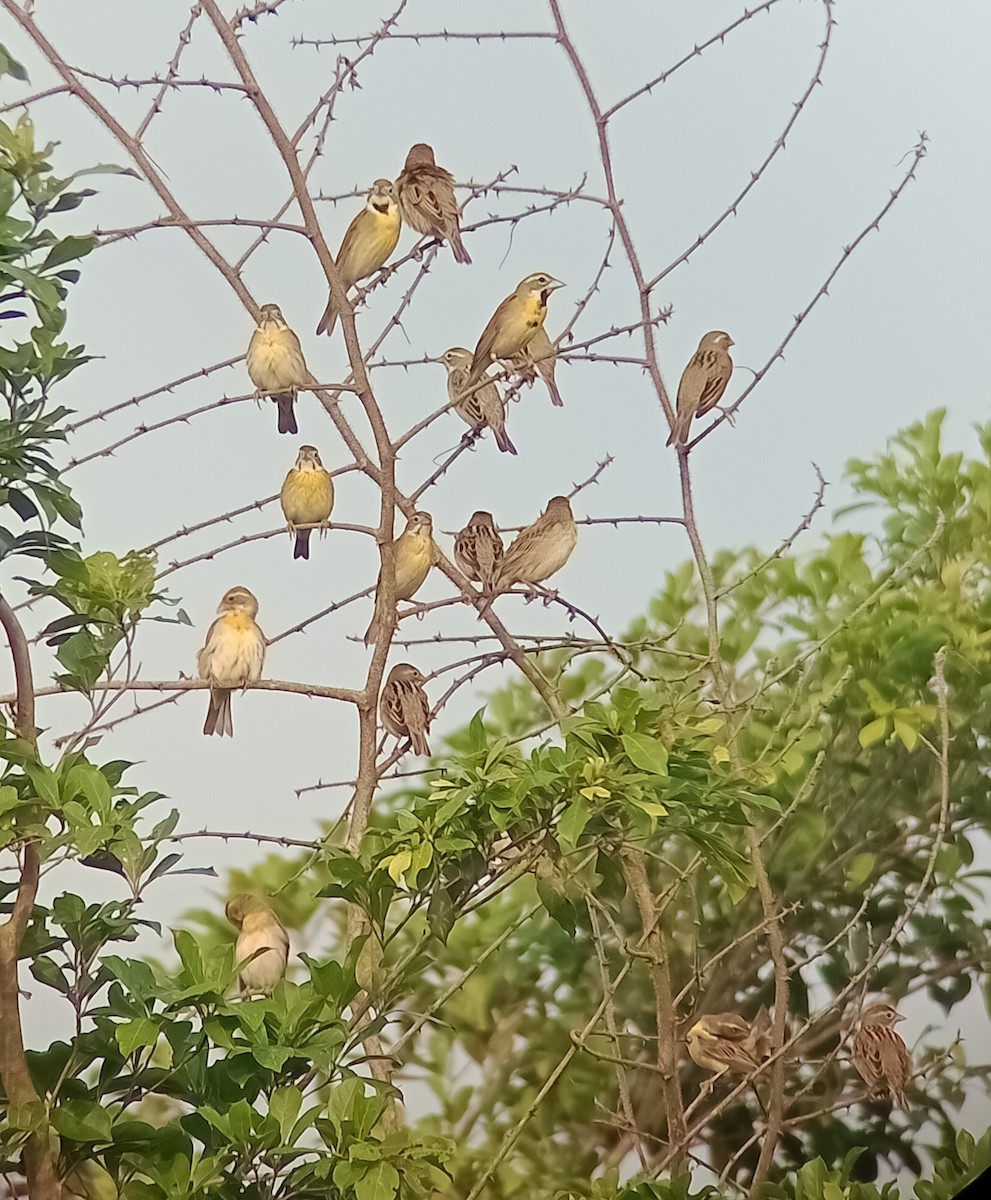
[225, 894, 289, 995]
[455, 510, 504, 592]
[196, 586, 266, 738]
[316, 178, 402, 337]
[440, 347, 516, 454]
[467, 272, 565, 392]
[364, 512, 438, 646]
[512, 325, 563, 407]
[280, 445, 334, 561]
[687, 1011, 769, 1078]
[380, 662, 432, 756]
[246, 303, 316, 435]
[396, 142, 471, 265]
[495, 495, 577, 596]
[666, 330, 735, 447]
[851, 1002, 912, 1108]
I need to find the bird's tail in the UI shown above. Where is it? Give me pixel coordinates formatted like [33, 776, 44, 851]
[449, 230, 472, 265]
[494, 425, 518, 455]
[544, 377, 564, 408]
[364, 596, 386, 646]
[275, 393, 298, 435]
[294, 529, 311, 560]
[410, 728, 431, 756]
[666, 413, 689, 448]
[316, 298, 338, 337]
[204, 688, 233, 737]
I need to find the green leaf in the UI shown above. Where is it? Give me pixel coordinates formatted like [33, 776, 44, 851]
[558, 796, 590, 847]
[115, 1017, 159, 1057]
[858, 716, 890, 748]
[0, 43, 29, 82]
[270, 1085, 303, 1140]
[622, 732, 669, 775]
[354, 1160, 400, 1200]
[41, 234, 96, 271]
[51, 1099, 113, 1143]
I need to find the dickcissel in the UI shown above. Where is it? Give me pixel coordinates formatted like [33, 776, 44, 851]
[495, 495, 577, 594]
[687, 1010, 770, 1078]
[851, 1002, 912, 1108]
[364, 511, 438, 645]
[225, 893, 289, 995]
[196, 586, 266, 737]
[246, 303, 315, 435]
[666, 330, 735, 447]
[455, 510, 504, 591]
[511, 325, 563, 407]
[280, 444, 334, 560]
[440, 347, 516, 455]
[380, 662, 432, 756]
[467, 272, 565, 391]
[396, 142, 471, 265]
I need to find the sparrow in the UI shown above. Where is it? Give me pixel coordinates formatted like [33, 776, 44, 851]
[512, 325, 563, 407]
[280, 444, 334, 560]
[455, 510, 504, 591]
[379, 662, 432, 756]
[246, 303, 315, 435]
[225, 893, 289, 995]
[666, 330, 735, 447]
[316, 179, 402, 337]
[467, 272, 565, 391]
[851, 1002, 912, 1108]
[495, 495, 577, 594]
[364, 511, 437, 645]
[395, 142, 471, 265]
[687, 1010, 770, 1078]
[196, 586, 266, 737]
[440, 346, 516, 454]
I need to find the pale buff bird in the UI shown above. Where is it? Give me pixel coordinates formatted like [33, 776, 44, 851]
[511, 325, 563, 407]
[467, 272, 565, 391]
[495, 496, 577, 594]
[280, 444, 334, 561]
[439, 347, 516, 455]
[225, 893, 289, 995]
[396, 142, 471, 265]
[196, 586, 266, 737]
[380, 662, 432, 756]
[851, 1002, 912, 1108]
[455, 510, 504, 592]
[316, 179, 402, 337]
[666, 330, 735, 447]
[246, 303, 315, 435]
[364, 512, 437, 645]
[687, 1010, 770, 1078]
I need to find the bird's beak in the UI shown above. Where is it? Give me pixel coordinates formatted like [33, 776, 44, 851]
[893, 1013, 906, 1024]
[548, 278, 566, 291]
[727, 337, 736, 347]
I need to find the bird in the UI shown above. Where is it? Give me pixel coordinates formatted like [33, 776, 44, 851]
[316, 178, 402, 337]
[380, 662, 432, 756]
[467, 272, 565, 392]
[666, 330, 735, 447]
[364, 512, 437, 645]
[280, 445, 334, 560]
[439, 347, 516, 454]
[493, 496, 577, 601]
[395, 142, 471, 265]
[455, 510, 504, 592]
[851, 1002, 912, 1108]
[246, 303, 315, 435]
[512, 325, 563, 407]
[225, 894, 289, 995]
[196, 586, 266, 737]
[687, 1011, 770, 1079]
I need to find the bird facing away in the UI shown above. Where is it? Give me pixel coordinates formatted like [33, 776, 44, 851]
[467, 272, 565, 391]
[496, 495, 577, 592]
[196, 586, 266, 737]
[380, 662, 432, 756]
[225, 894, 289, 995]
[280, 445, 334, 561]
[455, 510, 504, 592]
[364, 512, 438, 645]
[440, 347, 516, 455]
[246, 303, 315, 435]
[316, 178, 402, 337]
[687, 1011, 770, 1078]
[666, 330, 735, 447]
[851, 1002, 912, 1108]
[511, 325, 564, 407]
[396, 142, 471, 265]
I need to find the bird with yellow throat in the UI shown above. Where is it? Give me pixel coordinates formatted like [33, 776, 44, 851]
[246, 303, 315, 435]
[196, 586, 266, 737]
[467, 272, 564, 392]
[280, 445, 334, 560]
[364, 512, 437, 645]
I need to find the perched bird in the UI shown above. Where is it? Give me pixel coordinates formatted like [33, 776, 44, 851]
[467, 272, 565, 391]
[851, 1002, 912, 1108]
[512, 325, 563, 407]
[666, 330, 735, 447]
[380, 662, 432, 756]
[396, 142, 471, 265]
[364, 512, 437, 645]
[494, 496, 577, 598]
[316, 179, 402, 337]
[455, 510, 504, 592]
[246, 303, 315, 435]
[225, 894, 289, 995]
[687, 1011, 769, 1078]
[440, 346, 516, 454]
[280, 445, 334, 561]
[196, 586, 266, 737]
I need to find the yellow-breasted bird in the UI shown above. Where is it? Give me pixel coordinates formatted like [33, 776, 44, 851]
[687, 1010, 770, 1078]
[467, 272, 565, 392]
[246, 303, 315, 435]
[196, 586, 266, 737]
[280, 444, 334, 561]
[511, 325, 563, 407]
[225, 894, 289, 995]
[495, 495, 577, 594]
[316, 179, 402, 337]
[364, 512, 437, 645]
[440, 347, 516, 455]
[666, 330, 735, 447]
[380, 662, 432, 756]
[851, 1002, 912, 1108]
[396, 142, 471, 265]
[455, 510, 504, 592]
